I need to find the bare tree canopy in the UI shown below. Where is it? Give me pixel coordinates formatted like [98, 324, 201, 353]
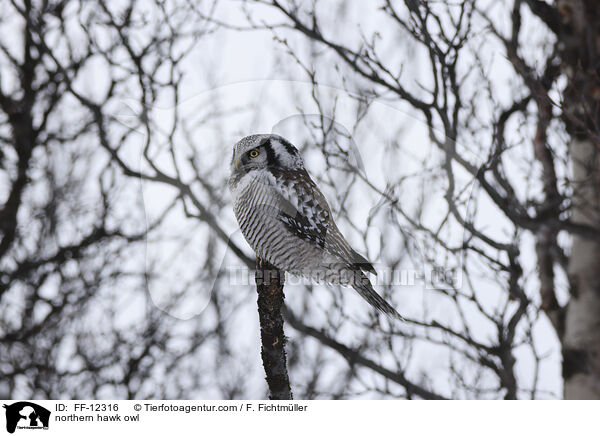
[1, 0, 599, 400]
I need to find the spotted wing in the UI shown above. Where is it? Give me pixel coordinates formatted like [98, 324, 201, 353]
[270, 168, 331, 250]
[270, 168, 375, 273]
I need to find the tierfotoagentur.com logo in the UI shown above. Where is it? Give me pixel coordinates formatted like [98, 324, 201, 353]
[227, 265, 461, 289]
[2, 402, 50, 434]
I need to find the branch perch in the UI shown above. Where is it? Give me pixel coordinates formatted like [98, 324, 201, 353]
[255, 257, 292, 400]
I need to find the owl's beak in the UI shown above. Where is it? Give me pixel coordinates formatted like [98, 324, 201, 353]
[234, 158, 240, 169]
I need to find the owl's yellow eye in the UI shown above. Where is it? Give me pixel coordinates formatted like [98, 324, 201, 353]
[249, 149, 259, 158]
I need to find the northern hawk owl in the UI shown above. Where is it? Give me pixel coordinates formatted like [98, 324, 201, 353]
[229, 134, 401, 319]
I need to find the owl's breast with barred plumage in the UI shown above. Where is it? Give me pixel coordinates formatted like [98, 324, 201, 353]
[230, 169, 332, 273]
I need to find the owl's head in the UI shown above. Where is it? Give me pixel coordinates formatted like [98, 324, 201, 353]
[230, 134, 303, 176]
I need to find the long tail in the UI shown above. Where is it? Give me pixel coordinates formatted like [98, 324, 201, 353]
[352, 272, 404, 320]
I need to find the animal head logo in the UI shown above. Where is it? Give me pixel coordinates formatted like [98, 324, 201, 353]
[3, 402, 50, 433]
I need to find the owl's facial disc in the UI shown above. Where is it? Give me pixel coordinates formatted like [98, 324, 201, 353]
[232, 139, 269, 174]
[231, 134, 302, 175]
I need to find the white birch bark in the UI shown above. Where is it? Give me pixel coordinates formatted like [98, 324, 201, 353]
[564, 138, 600, 399]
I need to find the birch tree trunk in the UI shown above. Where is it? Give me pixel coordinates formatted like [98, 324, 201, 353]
[564, 139, 600, 399]
[557, 0, 600, 399]
[563, 135, 600, 399]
